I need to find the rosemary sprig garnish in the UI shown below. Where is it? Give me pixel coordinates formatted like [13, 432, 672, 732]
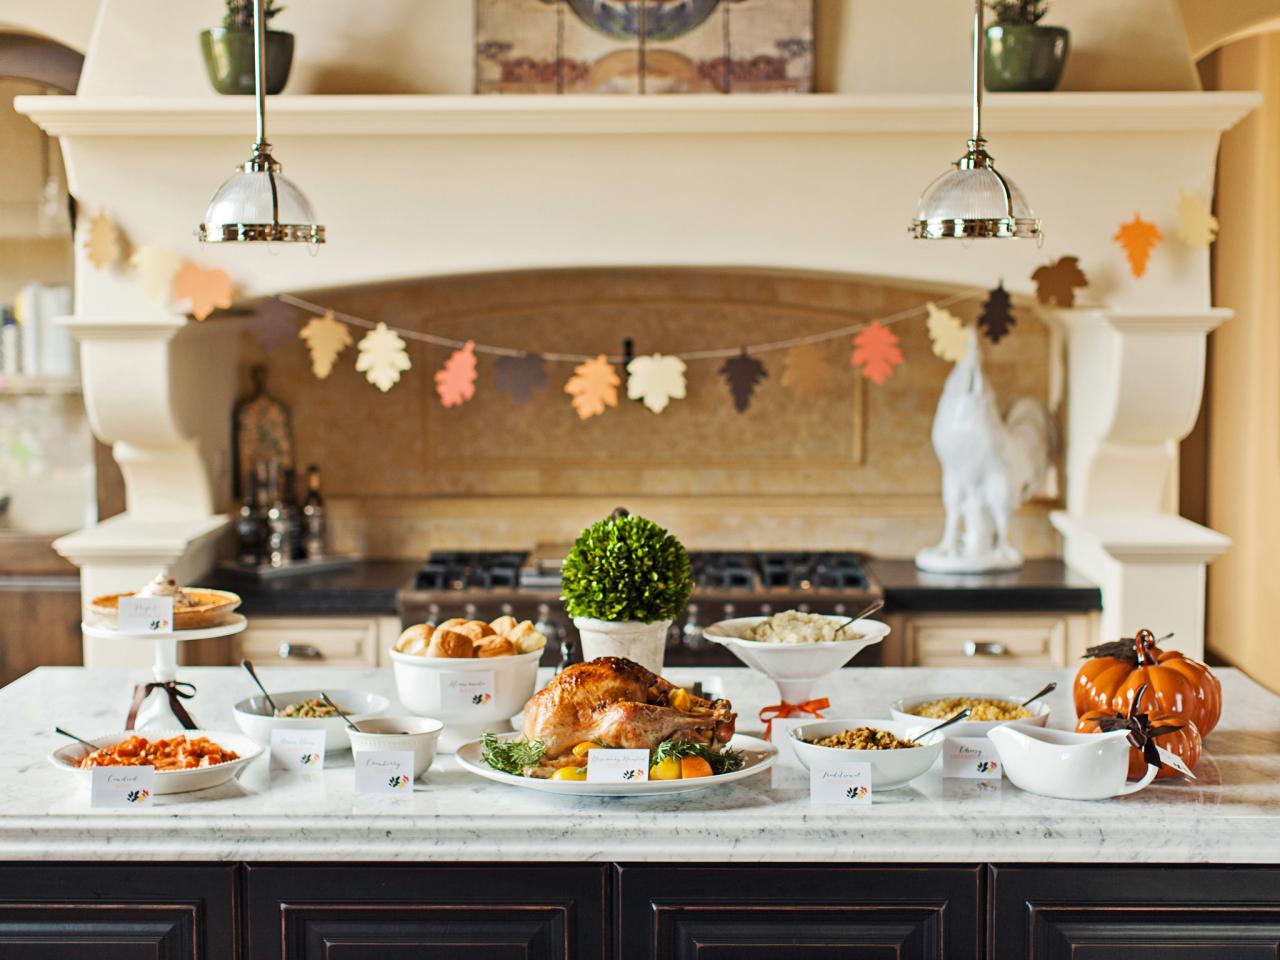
[651, 738, 744, 774]
[481, 732, 546, 775]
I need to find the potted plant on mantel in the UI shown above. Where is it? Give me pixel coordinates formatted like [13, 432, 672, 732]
[560, 508, 693, 675]
[200, 0, 295, 96]
[984, 0, 1070, 92]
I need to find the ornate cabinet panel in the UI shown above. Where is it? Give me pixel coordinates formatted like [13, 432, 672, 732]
[615, 864, 983, 960]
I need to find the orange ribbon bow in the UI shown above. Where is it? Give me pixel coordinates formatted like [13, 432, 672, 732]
[758, 697, 830, 741]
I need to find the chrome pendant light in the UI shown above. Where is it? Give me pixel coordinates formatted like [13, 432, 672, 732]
[197, 0, 324, 244]
[910, 0, 1041, 240]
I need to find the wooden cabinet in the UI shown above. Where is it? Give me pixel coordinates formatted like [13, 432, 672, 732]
[615, 865, 982, 960]
[231, 615, 400, 667]
[0, 864, 237, 959]
[894, 612, 1097, 668]
[989, 866, 1280, 959]
[244, 863, 608, 960]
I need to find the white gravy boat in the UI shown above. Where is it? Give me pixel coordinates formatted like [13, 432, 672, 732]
[988, 722, 1159, 801]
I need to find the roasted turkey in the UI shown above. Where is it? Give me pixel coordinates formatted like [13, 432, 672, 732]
[520, 657, 736, 775]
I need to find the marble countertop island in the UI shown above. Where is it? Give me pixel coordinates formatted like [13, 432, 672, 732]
[3, 665, 1278, 863]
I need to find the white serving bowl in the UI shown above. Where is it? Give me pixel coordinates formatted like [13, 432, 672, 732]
[389, 647, 542, 752]
[890, 692, 1051, 738]
[346, 716, 445, 782]
[704, 616, 889, 703]
[49, 729, 263, 795]
[789, 718, 944, 790]
[233, 689, 390, 755]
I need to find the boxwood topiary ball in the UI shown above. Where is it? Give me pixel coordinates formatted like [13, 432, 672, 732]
[560, 511, 692, 624]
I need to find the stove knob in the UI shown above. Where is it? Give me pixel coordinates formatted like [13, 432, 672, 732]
[723, 603, 736, 621]
[797, 603, 810, 614]
[833, 603, 847, 616]
[682, 603, 706, 651]
[500, 602, 514, 617]
[464, 602, 477, 621]
[426, 603, 440, 626]
[760, 603, 773, 617]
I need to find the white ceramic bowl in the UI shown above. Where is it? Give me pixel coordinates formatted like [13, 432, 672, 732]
[789, 718, 944, 790]
[390, 647, 542, 752]
[49, 729, 263, 795]
[346, 716, 445, 782]
[233, 689, 390, 755]
[890, 692, 1051, 738]
[704, 616, 889, 703]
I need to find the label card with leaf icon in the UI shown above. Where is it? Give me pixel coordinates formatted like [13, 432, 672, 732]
[438, 671, 495, 711]
[91, 766, 155, 809]
[117, 595, 173, 634]
[809, 762, 871, 805]
[943, 737, 1002, 780]
[353, 751, 414, 794]
[586, 748, 650, 784]
[269, 728, 327, 782]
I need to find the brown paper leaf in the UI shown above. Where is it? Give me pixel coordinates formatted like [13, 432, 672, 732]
[355, 321, 412, 392]
[494, 354, 547, 404]
[977, 283, 1016, 344]
[719, 350, 767, 412]
[435, 341, 478, 408]
[925, 303, 969, 362]
[564, 354, 620, 420]
[1114, 213, 1163, 278]
[131, 246, 181, 302]
[298, 310, 353, 379]
[84, 210, 122, 270]
[1031, 256, 1089, 307]
[1175, 190, 1218, 248]
[172, 261, 233, 321]
[850, 320, 904, 385]
[626, 354, 687, 414]
[780, 344, 833, 396]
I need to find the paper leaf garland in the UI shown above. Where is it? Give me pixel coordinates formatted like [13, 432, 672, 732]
[131, 246, 181, 303]
[1031, 256, 1089, 308]
[435, 340, 478, 408]
[719, 349, 767, 412]
[1175, 190, 1218, 248]
[564, 354, 620, 420]
[494, 353, 547, 404]
[246, 301, 299, 354]
[977, 283, 1016, 344]
[355, 321, 412, 392]
[850, 320, 904, 385]
[171, 261, 233, 321]
[298, 310, 353, 379]
[84, 210, 122, 270]
[1114, 213, 1163, 278]
[925, 303, 969, 362]
[626, 353, 687, 414]
[780, 343, 833, 396]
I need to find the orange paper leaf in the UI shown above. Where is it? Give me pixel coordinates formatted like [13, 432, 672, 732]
[171, 261, 233, 321]
[1114, 213, 1163, 278]
[298, 310, 353, 379]
[564, 354, 620, 420]
[850, 320, 903, 385]
[435, 341, 478, 408]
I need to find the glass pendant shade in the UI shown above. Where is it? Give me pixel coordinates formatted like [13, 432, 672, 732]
[197, 162, 324, 243]
[911, 147, 1039, 239]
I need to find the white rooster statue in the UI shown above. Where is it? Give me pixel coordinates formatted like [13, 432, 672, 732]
[915, 329, 1055, 574]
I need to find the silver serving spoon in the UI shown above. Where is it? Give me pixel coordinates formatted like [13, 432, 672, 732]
[911, 707, 973, 743]
[321, 691, 360, 732]
[834, 597, 885, 636]
[1020, 681, 1057, 708]
[240, 658, 278, 715]
[55, 726, 101, 752]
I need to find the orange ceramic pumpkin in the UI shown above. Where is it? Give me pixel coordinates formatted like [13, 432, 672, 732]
[1076, 709, 1202, 780]
[1073, 628, 1221, 736]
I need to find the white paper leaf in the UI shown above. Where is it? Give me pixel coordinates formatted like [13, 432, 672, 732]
[626, 353, 687, 414]
[355, 322, 411, 392]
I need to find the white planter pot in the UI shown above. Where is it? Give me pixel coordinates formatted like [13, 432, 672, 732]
[573, 617, 671, 674]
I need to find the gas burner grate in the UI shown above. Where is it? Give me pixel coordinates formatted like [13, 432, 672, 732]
[757, 552, 870, 591]
[688, 552, 758, 590]
[413, 551, 528, 591]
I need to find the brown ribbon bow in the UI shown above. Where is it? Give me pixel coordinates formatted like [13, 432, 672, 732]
[1086, 683, 1180, 770]
[126, 680, 198, 731]
[758, 697, 830, 741]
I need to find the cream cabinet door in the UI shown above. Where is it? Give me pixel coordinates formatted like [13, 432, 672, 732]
[232, 616, 400, 667]
[904, 613, 1097, 668]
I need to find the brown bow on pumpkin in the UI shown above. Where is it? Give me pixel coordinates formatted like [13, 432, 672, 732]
[1083, 682, 1182, 771]
[125, 680, 198, 731]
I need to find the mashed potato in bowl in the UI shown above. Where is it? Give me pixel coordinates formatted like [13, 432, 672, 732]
[742, 610, 850, 644]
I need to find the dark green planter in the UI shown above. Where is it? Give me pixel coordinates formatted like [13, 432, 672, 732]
[200, 27, 294, 95]
[984, 24, 1069, 92]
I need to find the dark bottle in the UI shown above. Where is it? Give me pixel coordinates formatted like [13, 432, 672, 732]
[302, 464, 326, 560]
[235, 472, 262, 565]
[282, 467, 304, 560]
[264, 461, 291, 568]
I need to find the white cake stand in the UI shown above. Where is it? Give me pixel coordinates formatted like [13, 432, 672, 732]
[81, 615, 248, 730]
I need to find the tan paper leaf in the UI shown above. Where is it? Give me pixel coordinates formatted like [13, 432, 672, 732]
[355, 321, 412, 392]
[626, 353, 686, 414]
[84, 210, 122, 270]
[298, 310, 353, 379]
[1175, 190, 1218, 248]
[171, 261, 233, 321]
[131, 246, 181, 303]
[564, 354, 620, 420]
[925, 302, 969, 362]
[780, 344, 833, 396]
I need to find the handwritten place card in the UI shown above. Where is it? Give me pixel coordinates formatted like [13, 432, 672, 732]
[810, 762, 872, 805]
[943, 737, 1003, 780]
[91, 766, 155, 809]
[118, 595, 173, 633]
[353, 750, 414, 794]
[586, 748, 649, 784]
[270, 729, 326, 782]
[438, 671, 495, 711]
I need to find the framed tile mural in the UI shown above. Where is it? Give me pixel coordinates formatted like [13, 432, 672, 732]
[476, 0, 813, 94]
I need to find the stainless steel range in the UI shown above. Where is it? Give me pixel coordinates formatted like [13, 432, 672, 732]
[397, 549, 884, 667]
